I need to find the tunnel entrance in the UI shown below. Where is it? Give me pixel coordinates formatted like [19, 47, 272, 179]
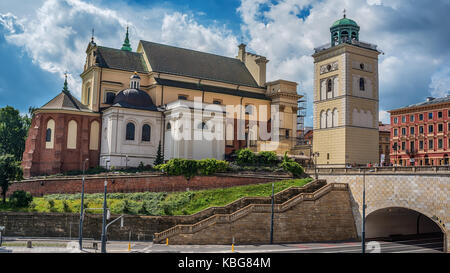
[366, 207, 444, 252]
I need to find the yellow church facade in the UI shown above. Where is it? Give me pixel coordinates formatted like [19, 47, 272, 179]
[312, 15, 381, 167]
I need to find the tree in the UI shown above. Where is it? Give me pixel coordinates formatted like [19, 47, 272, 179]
[0, 154, 23, 204]
[0, 106, 31, 161]
[154, 141, 164, 166]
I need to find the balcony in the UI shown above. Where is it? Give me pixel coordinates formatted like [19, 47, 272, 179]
[314, 39, 378, 53]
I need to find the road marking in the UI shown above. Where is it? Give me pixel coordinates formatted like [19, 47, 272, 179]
[393, 247, 443, 253]
[325, 242, 443, 253]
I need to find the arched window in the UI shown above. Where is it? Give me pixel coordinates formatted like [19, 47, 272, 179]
[89, 121, 100, 150]
[126, 122, 135, 141]
[360, 77, 365, 91]
[67, 120, 78, 149]
[333, 108, 339, 127]
[341, 31, 348, 42]
[327, 79, 332, 93]
[142, 124, 151, 142]
[166, 122, 171, 131]
[46, 128, 52, 142]
[327, 109, 333, 128]
[45, 119, 55, 149]
[320, 111, 326, 129]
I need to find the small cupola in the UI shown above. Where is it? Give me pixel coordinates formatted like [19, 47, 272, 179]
[130, 71, 141, 89]
[330, 10, 360, 46]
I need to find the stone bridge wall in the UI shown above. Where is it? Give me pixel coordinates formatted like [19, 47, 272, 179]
[309, 168, 450, 252]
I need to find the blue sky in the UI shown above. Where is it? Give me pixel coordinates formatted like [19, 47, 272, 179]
[1, 0, 450, 126]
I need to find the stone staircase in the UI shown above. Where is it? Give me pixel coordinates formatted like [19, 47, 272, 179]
[153, 180, 356, 244]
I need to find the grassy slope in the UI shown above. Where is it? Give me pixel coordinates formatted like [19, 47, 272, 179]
[0, 178, 312, 216]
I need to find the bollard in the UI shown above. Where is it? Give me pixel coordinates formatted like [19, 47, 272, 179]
[27, 240, 32, 248]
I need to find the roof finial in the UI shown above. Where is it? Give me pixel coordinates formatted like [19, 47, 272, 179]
[63, 72, 69, 93]
[343, 9, 346, 18]
[121, 25, 132, 51]
[91, 28, 95, 43]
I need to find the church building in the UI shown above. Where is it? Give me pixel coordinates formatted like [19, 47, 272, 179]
[21, 28, 301, 178]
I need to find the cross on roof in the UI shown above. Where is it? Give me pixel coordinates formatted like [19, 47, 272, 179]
[343, 9, 346, 18]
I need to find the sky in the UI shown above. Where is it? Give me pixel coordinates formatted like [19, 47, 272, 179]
[1, 0, 450, 126]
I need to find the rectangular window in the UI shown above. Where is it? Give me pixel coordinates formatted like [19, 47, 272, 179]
[448, 110, 450, 117]
[429, 139, 434, 149]
[213, 99, 222, 105]
[428, 112, 433, 120]
[419, 141, 424, 150]
[394, 129, 398, 136]
[410, 141, 414, 152]
[178, 95, 188, 100]
[401, 142, 406, 151]
[402, 116, 406, 123]
[419, 114, 423, 121]
[438, 139, 443, 149]
[419, 126, 424, 134]
[438, 124, 443, 132]
[410, 127, 414, 135]
[393, 117, 398, 124]
[410, 115, 414, 122]
[402, 128, 406, 135]
[428, 125, 434, 133]
[438, 111, 443, 118]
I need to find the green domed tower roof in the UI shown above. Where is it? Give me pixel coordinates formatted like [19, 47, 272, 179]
[331, 17, 359, 28]
[330, 12, 360, 47]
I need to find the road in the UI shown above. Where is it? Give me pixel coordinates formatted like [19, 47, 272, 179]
[0, 235, 444, 253]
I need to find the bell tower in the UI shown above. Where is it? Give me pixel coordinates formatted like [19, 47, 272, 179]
[312, 15, 381, 167]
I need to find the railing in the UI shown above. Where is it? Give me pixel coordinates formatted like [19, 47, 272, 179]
[305, 166, 450, 175]
[314, 39, 378, 53]
[153, 182, 347, 242]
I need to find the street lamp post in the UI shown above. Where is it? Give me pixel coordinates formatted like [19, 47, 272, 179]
[270, 183, 274, 244]
[101, 160, 110, 253]
[362, 168, 366, 254]
[362, 168, 374, 254]
[79, 158, 89, 250]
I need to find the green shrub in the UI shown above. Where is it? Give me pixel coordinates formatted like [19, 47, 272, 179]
[156, 158, 198, 179]
[236, 148, 256, 165]
[257, 151, 279, 165]
[281, 161, 304, 177]
[62, 201, 71, 213]
[9, 190, 33, 207]
[197, 158, 229, 175]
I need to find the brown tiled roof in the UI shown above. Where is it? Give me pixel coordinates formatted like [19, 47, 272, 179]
[379, 123, 391, 132]
[40, 91, 91, 112]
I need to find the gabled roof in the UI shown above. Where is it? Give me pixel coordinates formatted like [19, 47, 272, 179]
[40, 90, 91, 112]
[96, 46, 148, 73]
[140, 41, 260, 88]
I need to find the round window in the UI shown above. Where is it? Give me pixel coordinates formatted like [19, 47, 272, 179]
[327, 65, 331, 71]
[360, 63, 365, 70]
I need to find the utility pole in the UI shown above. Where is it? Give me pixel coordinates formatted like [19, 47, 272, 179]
[79, 158, 89, 250]
[270, 183, 274, 244]
[362, 168, 366, 254]
[101, 160, 110, 253]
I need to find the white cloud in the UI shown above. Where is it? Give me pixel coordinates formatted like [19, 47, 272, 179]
[0, 0, 239, 99]
[429, 67, 450, 98]
[379, 110, 390, 124]
[161, 12, 237, 57]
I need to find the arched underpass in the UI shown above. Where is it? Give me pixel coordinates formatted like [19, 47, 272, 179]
[366, 207, 445, 253]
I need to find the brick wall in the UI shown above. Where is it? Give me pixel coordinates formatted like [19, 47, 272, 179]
[8, 173, 288, 197]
